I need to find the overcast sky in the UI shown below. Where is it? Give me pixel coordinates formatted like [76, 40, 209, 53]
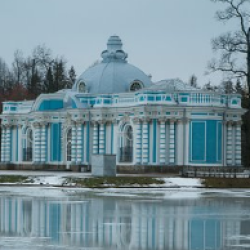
[0, 0, 238, 86]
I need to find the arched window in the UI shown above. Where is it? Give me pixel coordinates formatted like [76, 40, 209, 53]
[78, 81, 86, 93]
[129, 81, 143, 92]
[119, 124, 133, 162]
[66, 129, 72, 162]
[23, 128, 33, 162]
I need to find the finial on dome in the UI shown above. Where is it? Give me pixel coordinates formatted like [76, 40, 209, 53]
[107, 35, 123, 51]
[101, 35, 128, 63]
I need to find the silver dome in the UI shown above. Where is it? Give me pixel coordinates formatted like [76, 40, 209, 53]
[72, 36, 152, 94]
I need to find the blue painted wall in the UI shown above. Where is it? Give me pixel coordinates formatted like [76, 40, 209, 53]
[10, 129, 13, 162]
[16, 127, 18, 161]
[46, 126, 48, 162]
[86, 122, 90, 162]
[111, 123, 114, 154]
[38, 100, 63, 111]
[50, 123, 62, 162]
[217, 122, 222, 161]
[82, 125, 84, 162]
[191, 121, 205, 162]
[190, 120, 222, 164]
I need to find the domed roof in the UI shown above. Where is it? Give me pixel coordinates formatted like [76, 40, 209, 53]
[72, 36, 152, 94]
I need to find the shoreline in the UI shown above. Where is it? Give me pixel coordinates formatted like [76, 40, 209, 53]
[0, 170, 250, 188]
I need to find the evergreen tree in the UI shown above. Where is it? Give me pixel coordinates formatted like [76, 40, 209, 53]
[222, 80, 234, 94]
[203, 81, 213, 91]
[235, 78, 243, 94]
[189, 74, 198, 88]
[44, 67, 54, 93]
[53, 59, 66, 91]
[68, 66, 76, 85]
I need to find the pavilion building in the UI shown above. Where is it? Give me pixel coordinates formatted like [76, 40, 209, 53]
[0, 36, 245, 171]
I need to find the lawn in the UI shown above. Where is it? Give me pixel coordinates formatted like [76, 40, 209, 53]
[0, 175, 32, 183]
[203, 178, 250, 188]
[64, 176, 165, 188]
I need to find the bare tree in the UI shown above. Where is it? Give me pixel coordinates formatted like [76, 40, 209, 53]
[33, 44, 53, 72]
[0, 58, 10, 93]
[209, 0, 250, 105]
[12, 50, 25, 84]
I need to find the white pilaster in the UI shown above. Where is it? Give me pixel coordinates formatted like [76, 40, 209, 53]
[99, 121, 106, 154]
[226, 121, 233, 166]
[158, 118, 166, 165]
[76, 121, 83, 163]
[33, 122, 41, 163]
[112, 120, 118, 156]
[183, 118, 190, 165]
[5, 125, 11, 162]
[84, 122, 90, 163]
[93, 122, 99, 155]
[17, 125, 22, 163]
[134, 118, 142, 164]
[40, 122, 47, 163]
[71, 122, 77, 163]
[1, 126, 6, 162]
[176, 119, 184, 166]
[169, 119, 175, 164]
[235, 121, 242, 166]
[142, 118, 149, 164]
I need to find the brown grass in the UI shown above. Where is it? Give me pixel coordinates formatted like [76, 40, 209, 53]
[203, 178, 250, 188]
[65, 176, 165, 188]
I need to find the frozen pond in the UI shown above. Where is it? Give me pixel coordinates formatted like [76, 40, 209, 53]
[0, 187, 250, 250]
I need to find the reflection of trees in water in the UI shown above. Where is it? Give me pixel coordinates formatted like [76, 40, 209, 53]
[0, 196, 250, 249]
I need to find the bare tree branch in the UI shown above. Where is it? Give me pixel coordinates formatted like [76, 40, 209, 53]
[209, 0, 250, 96]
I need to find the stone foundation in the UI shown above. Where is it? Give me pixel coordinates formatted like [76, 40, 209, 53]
[0, 163, 183, 173]
[0, 163, 67, 171]
[0, 163, 247, 175]
[116, 165, 183, 174]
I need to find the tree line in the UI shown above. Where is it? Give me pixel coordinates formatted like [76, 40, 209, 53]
[0, 45, 77, 106]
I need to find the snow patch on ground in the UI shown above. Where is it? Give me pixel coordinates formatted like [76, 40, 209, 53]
[0, 170, 203, 188]
[162, 177, 202, 187]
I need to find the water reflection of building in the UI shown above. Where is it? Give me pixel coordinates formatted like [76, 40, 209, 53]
[0, 196, 247, 249]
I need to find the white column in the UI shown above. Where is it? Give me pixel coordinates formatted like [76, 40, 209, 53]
[226, 121, 233, 166]
[134, 118, 142, 164]
[159, 118, 166, 165]
[99, 121, 106, 154]
[142, 118, 149, 164]
[1, 126, 6, 162]
[93, 122, 99, 154]
[169, 119, 175, 164]
[183, 118, 190, 166]
[5, 125, 11, 163]
[176, 119, 184, 166]
[76, 121, 83, 163]
[17, 125, 23, 163]
[71, 122, 77, 163]
[40, 123, 47, 163]
[33, 123, 41, 163]
[112, 120, 118, 155]
[235, 121, 242, 166]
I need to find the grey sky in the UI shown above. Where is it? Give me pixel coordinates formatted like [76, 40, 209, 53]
[0, 0, 237, 86]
